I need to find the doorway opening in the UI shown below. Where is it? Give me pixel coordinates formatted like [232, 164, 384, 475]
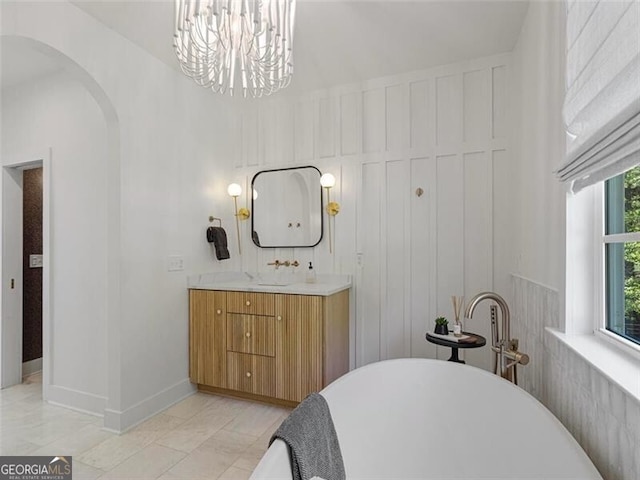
[1, 154, 50, 392]
[22, 165, 44, 378]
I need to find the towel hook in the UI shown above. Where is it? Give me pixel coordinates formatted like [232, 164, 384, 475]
[209, 216, 222, 227]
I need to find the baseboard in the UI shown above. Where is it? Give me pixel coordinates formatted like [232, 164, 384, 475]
[47, 384, 106, 417]
[22, 358, 42, 377]
[103, 378, 196, 433]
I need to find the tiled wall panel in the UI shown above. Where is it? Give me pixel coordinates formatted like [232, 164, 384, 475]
[512, 274, 640, 480]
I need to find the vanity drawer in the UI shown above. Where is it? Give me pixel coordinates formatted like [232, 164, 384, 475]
[227, 292, 275, 315]
[227, 352, 275, 397]
[226, 314, 275, 357]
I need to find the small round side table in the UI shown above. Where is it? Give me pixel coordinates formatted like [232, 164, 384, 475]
[425, 331, 486, 363]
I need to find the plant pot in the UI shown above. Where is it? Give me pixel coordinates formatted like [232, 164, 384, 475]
[434, 324, 449, 335]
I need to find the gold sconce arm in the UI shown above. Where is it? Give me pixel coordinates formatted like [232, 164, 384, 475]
[228, 183, 251, 255]
[326, 201, 340, 216]
[237, 207, 250, 220]
[321, 173, 340, 254]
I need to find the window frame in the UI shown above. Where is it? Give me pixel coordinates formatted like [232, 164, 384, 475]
[596, 176, 640, 359]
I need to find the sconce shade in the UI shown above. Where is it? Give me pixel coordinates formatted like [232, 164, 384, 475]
[227, 183, 242, 197]
[320, 173, 336, 188]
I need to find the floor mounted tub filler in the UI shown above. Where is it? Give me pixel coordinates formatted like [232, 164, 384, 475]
[251, 358, 602, 479]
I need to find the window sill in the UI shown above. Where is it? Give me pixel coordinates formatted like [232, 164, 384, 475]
[546, 327, 640, 401]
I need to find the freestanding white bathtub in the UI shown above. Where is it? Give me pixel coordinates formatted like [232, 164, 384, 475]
[251, 358, 602, 479]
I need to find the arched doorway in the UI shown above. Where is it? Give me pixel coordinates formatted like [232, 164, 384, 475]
[0, 35, 121, 424]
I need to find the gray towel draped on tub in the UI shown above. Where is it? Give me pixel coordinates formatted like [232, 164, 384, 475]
[270, 393, 345, 480]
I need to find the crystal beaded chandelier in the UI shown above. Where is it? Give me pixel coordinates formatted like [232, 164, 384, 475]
[173, 0, 296, 97]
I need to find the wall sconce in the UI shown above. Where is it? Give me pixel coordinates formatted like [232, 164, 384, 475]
[320, 173, 340, 253]
[227, 183, 250, 255]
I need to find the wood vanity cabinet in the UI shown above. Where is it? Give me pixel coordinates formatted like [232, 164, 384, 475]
[189, 288, 349, 404]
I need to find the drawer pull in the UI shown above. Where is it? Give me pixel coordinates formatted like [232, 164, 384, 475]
[245, 300, 251, 306]
[245, 331, 251, 338]
[277, 315, 282, 321]
[216, 309, 222, 315]
[246, 371, 252, 378]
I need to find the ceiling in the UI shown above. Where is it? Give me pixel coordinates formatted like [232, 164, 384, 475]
[2, 1, 529, 96]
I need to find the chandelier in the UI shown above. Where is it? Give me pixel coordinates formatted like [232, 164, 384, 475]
[173, 0, 296, 97]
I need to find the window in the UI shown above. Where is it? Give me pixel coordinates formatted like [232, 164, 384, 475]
[605, 165, 640, 346]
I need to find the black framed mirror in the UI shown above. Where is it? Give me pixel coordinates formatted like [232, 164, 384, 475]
[251, 166, 323, 248]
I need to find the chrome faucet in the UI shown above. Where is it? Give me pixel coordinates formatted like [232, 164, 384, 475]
[465, 292, 529, 384]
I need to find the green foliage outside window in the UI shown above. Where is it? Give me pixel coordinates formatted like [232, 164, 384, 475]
[622, 167, 640, 342]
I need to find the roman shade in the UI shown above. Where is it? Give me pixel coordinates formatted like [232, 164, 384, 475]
[556, 0, 640, 192]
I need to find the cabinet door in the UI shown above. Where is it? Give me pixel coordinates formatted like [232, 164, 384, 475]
[226, 314, 275, 357]
[227, 352, 276, 397]
[275, 294, 323, 402]
[189, 290, 226, 387]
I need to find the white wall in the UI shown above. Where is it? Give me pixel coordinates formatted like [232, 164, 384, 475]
[2, 73, 108, 402]
[510, 0, 566, 292]
[231, 54, 514, 372]
[1, 1, 240, 430]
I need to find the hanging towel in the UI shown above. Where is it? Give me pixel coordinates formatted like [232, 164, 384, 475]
[206, 226, 230, 260]
[270, 393, 345, 480]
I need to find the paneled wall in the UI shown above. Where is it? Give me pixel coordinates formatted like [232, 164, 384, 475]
[231, 54, 512, 370]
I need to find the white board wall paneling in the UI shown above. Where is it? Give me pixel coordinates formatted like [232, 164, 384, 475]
[362, 88, 386, 154]
[436, 74, 463, 149]
[356, 161, 383, 366]
[463, 69, 491, 146]
[333, 162, 357, 275]
[409, 79, 432, 152]
[492, 149, 512, 298]
[229, 54, 511, 368]
[231, 112, 243, 169]
[315, 160, 339, 273]
[318, 96, 336, 159]
[275, 102, 295, 165]
[385, 85, 406, 154]
[294, 99, 315, 162]
[462, 151, 493, 370]
[435, 154, 464, 361]
[384, 159, 409, 358]
[242, 105, 259, 168]
[340, 92, 360, 156]
[409, 157, 437, 359]
[259, 101, 277, 166]
[491, 66, 508, 140]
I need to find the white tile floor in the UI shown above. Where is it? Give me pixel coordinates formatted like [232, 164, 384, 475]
[0, 373, 290, 479]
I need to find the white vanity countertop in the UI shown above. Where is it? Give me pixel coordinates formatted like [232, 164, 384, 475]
[187, 271, 351, 296]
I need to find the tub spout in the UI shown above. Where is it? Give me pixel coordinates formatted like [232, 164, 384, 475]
[465, 291, 528, 384]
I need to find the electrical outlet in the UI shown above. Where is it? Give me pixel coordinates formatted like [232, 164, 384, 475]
[168, 255, 184, 272]
[356, 253, 363, 267]
[29, 254, 43, 268]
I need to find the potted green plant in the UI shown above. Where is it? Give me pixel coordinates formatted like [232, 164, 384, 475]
[434, 316, 449, 335]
